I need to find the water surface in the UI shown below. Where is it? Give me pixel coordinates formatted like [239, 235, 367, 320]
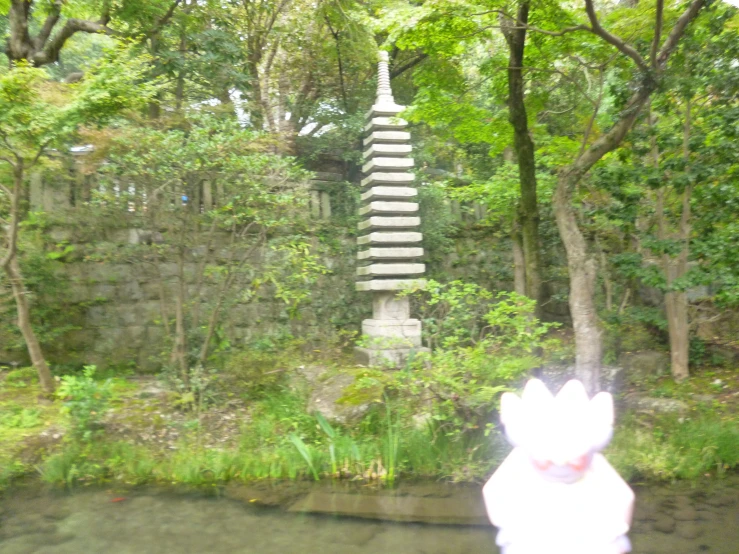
[0, 476, 736, 554]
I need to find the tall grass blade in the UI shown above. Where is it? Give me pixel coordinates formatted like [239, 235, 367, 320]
[288, 433, 319, 480]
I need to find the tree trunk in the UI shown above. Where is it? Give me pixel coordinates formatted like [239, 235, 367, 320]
[148, 34, 162, 119]
[5, 257, 56, 393]
[512, 221, 527, 296]
[175, 32, 187, 112]
[665, 276, 690, 380]
[501, 1, 542, 311]
[1, 163, 55, 393]
[662, 99, 692, 381]
[652, 100, 691, 381]
[171, 247, 189, 383]
[7, 1, 33, 62]
[247, 58, 265, 130]
[553, 171, 602, 393]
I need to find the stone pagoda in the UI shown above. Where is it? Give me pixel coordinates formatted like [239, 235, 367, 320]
[355, 51, 426, 366]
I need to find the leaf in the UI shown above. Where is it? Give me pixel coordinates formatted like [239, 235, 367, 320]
[314, 412, 336, 440]
[288, 433, 319, 480]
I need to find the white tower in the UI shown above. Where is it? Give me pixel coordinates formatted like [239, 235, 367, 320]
[355, 51, 427, 366]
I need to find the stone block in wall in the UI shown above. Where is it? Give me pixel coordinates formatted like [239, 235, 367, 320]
[63, 263, 87, 282]
[67, 284, 90, 304]
[118, 280, 144, 302]
[90, 283, 116, 301]
[153, 261, 199, 282]
[116, 306, 139, 327]
[230, 327, 249, 340]
[158, 263, 179, 279]
[49, 228, 73, 242]
[109, 264, 134, 283]
[146, 325, 166, 344]
[108, 229, 132, 244]
[127, 229, 159, 245]
[229, 303, 260, 326]
[80, 264, 107, 284]
[124, 325, 147, 343]
[136, 301, 163, 325]
[141, 283, 164, 301]
[198, 284, 220, 301]
[183, 262, 198, 282]
[93, 327, 126, 352]
[87, 305, 111, 327]
[63, 329, 98, 352]
[83, 263, 133, 285]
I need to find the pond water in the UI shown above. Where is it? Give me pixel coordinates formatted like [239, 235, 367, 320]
[0, 476, 737, 554]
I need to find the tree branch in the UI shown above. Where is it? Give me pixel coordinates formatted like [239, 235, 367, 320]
[583, 0, 650, 74]
[568, 86, 652, 184]
[143, 0, 183, 42]
[525, 66, 599, 107]
[657, 0, 705, 66]
[33, 18, 116, 66]
[579, 71, 605, 156]
[34, 0, 63, 51]
[390, 53, 428, 79]
[525, 23, 590, 37]
[650, 0, 664, 67]
[471, 8, 589, 37]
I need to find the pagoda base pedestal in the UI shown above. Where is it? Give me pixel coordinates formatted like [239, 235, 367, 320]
[354, 345, 429, 367]
[354, 316, 428, 367]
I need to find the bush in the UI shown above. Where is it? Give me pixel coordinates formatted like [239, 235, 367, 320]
[4, 367, 39, 387]
[607, 411, 739, 481]
[221, 334, 303, 399]
[55, 365, 112, 440]
[349, 281, 560, 439]
[0, 406, 42, 429]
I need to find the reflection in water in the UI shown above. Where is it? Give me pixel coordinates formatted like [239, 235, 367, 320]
[0, 477, 736, 554]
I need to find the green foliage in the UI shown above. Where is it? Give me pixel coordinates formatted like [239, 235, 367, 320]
[4, 367, 39, 386]
[353, 281, 560, 439]
[55, 365, 112, 440]
[39, 445, 85, 490]
[0, 406, 41, 428]
[89, 111, 324, 393]
[288, 433, 320, 480]
[417, 182, 458, 263]
[0, 225, 84, 356]
[0, 48, 156, 164]
[404, 279, 557, 351]
[608, 412, 739, 481]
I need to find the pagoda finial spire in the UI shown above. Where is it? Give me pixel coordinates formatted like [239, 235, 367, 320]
[376, 51, 394, 104]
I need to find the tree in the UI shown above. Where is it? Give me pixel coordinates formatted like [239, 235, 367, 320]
[592, 9, 739, 379]
[381, 0, 548, 302]
[548, 0, 706, 392]
[3, 0, 114, 66]
[2, 0, 181, 66]
[0, 50, 155, 392]
[500, 0, 542, 309]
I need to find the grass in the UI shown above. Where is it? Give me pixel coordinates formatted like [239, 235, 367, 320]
[35, 418, 507, 490]
[32, 385, 508, 489]
[3, 364, 737, 492]
[607, 409, 739, 481]
[0, 372, 64, 488]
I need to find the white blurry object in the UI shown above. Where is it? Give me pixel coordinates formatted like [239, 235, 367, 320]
[482, 379, 634, 554]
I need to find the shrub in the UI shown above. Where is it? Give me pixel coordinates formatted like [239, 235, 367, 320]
[55, 365, 112, 440]
[349, 281, 560, 439]
[607, 411, 739, 481]
[0, 406, 42, 429]
[4, 367, 39, 387]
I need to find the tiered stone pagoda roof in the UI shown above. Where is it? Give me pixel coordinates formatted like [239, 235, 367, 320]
[356, 52, 425, 293]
